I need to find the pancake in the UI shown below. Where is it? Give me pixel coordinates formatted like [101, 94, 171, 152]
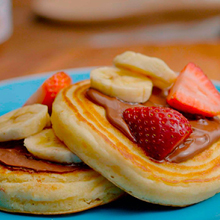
[0, 141, 123, 214]
[51, 80, 220, 207]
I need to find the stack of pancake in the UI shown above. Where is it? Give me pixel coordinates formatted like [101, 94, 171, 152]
[1, 51, 220, 215]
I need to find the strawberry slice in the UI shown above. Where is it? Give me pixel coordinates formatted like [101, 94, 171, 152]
[123, 106, 192, 160]
[24, 72, 72, 112]
[167, 63, 220, 117]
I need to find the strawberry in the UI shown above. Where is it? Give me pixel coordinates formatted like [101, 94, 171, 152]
[123, 106, 192, 160]
[24, 72, 72, 112]
[167, 63, 220, 117]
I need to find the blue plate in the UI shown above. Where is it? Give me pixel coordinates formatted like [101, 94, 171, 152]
[1, 68, 220, 220]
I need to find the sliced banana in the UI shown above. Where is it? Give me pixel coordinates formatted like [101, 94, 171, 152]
[113, 51, 177, 89]
[0, 104, 50, 142]
[150, 77, 172, 90]
[90, 66, 153, 103]
[24, 128, 82, 164]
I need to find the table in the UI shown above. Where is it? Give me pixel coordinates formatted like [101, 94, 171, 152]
[0, 1, 220, 82]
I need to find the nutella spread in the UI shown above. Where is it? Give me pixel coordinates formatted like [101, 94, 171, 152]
[86, 88, 220, 163]
[0, 141, 88, 173]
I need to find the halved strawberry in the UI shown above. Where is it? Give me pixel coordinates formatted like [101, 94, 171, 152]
[24, 72, 72, 112]
[123, 106, 192, 160]
[167, 63, 220, 117]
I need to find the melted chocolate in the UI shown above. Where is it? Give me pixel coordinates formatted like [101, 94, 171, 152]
[166, 116, 220, 162]
[86, 88, 220, 163]
[86, 89, 139, 142]
[0, 140, 88, 173]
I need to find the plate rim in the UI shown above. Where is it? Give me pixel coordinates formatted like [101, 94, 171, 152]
[1, 67, 220, 87]
[0, 66, 96, 86]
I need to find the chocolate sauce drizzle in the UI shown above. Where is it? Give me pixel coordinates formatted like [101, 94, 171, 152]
[0, 140, 88, 173]
[86, 88, 220, 163]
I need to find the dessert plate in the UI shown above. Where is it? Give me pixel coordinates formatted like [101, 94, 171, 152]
[0, 67, 220, 220]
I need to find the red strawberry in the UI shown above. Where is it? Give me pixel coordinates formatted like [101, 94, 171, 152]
[123, 106, 192, 160]
[24, 72, 72, 112]
[167, 63, 220, 117]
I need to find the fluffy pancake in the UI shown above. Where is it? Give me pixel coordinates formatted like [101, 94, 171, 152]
[0, 143, 123, 214]
[51, 80, 220, 207]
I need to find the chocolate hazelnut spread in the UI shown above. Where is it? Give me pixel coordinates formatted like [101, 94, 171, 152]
[86, 88, 220, 163]
[0, 140, 88, 173]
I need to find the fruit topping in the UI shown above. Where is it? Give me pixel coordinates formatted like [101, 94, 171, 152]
[0, 104, 50, 142]
[24, 128, 82, 164]
[123, 106, 192, 160]
[113, 51, 177, 89]
[90, 67, 153, 103]
[24, 72, 72, 112]
[167, 63, 220, 117]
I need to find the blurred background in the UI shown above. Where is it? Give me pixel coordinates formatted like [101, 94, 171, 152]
[0, 0, 220, 81]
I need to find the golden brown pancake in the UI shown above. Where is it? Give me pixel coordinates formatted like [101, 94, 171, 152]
[0, 141, 123, 215]
[51, 80, 220, 207]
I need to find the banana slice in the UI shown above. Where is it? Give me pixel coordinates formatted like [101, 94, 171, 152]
[24, 128, 82, 164]
[150, 77, 172, 90]
[113, 51, 177, 89]
[0, 104, 50, 142]
[90, 66, 153, 103]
